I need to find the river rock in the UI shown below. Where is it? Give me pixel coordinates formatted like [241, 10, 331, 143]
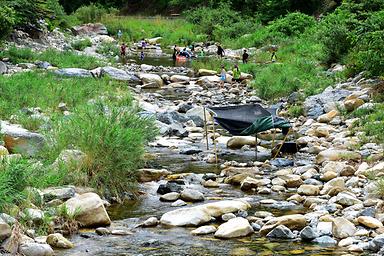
[300, 226, 319, 241]
[317, 222, 333, 236]
[0, 61, 7, 74]
[101, 66, 138, 81]
[185, 107, 206, 127]
[137, 168, 170, 182]
[41, 186, 75, 202]
[18, 243, 54, 256]
[0, 145, 9, 156]
[320, 177, 345, 195]
[157, 182, 183, 195]
[357, 216, 383, 229]
[0, 219, 11, 241]
[282, 175, 303, 188]
[297, 185, 320, 196]
[332, 217, 356, 239]
[312, 235, 337, 245]
[72, 23, 108, 35]
[170, 75, 190, 83]
[1, 121, 46, 156]
[160, 200, 250, 226]
[141, 217, 159, 227]
[171, 199, 187, 207]
[240, 177, 260, 191]
[95, 227, 110, 235]
[180, 189, 204, 202]
[198, 69, 217, 76]
[317, 110, 338, 123]
[335, 191, 362, 206]
[222, 213, 236, 221]
[266, 225, 295, 239]
[316, 149, 361, 164]
[65, 192, 111, 227]
[260, 214, 307, 235]
[139, 73, 164, 88]
[227, 136, 256, 149]
[214, 217, 253, 238]
[160, 192, 180, 202]
[46, 233, 74, 249]
[191, 225, 217, 235]
[344, 98, 364, 112]
[55, 68, 91, 77]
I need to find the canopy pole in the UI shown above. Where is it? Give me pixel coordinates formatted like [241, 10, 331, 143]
[213, 120, 218, 164]
[273, 128, 290, 159]
[271, 128, 276, 149]
[203, 107, 209, 150]
[255, 133, 258, 160]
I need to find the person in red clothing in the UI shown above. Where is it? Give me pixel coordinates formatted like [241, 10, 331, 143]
[120, 43, 127, 57]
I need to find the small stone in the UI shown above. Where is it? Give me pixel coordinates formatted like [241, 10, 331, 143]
[222, 213, 236, 221]
[46, 233, 74, 249]
[214, 217, 254, 238]
[203, 180, 219, 188]
[160, 192, 180, 202]
[332, 217, 356, 239]
[180, 189, 205, 202]
[297, 185, 320, 196]
[312, 235, 337, 245]
[357, 216, 383, 229]
[300, 226, 319, 241]
[191, 225, 217, 235]
[171, 199, 187, 207]
[111, 229, 133, 236]
[95, 227, 110, 235]
[141, 217, 159, 227]
[266, 225, 295, 239]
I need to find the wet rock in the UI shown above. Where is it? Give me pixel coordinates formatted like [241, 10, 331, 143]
[157, 182, 183, 195]
[1, 121, 46, 156]
[137, 168, 170, 182]
[297, 185, 320, 196]
[41, 186, 75, 202]
[316, 149, 361, 164]
[160, 200, 250, 226]
[282, 174, 303, 188]
[64, 192, 111, 227]
[227, 136, 256, 149]
[372, 234, 384, 250]
[332, 217, 356, 239]
[214, 217, 254, 238]
[157, 111, 187, 125]
[222, 213, 236, 221]
[254, 211, 273, 218]
[139, 73, 164, 88]
[317, 222, 333, 236]
[240, 177, 260, 191]
[160, 192, 180, 202]
[266, 225, 295, 239]
[0, 219, 11, 241]
[202, 180, 219, 188]
[18, 243, 54, 256]
[357, 216, 383, 229]
[55, 68, 91, 77]
[191, 225, 217, 235]
[46, 233, 74, 249]
[260, 214, 307, 235]
[180, 189, 205, 202]
[171, 199, 187, 207]
[270, 158, 294, 167]
[111, 229, 133, 236]
[300, 226, 319, 241]
[198, 69, 217, 76]
[185, 107, 206, 127]
[141, 217, 159, 227]
[95, 227, 110, 235]
[312, 236, 337, 245]
[170, 75, 190, 83]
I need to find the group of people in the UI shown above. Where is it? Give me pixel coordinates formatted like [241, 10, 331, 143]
[172, 45, 194, 61]
[219, 64, 242, 88]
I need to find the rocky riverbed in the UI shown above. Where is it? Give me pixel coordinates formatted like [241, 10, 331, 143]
[0, 23, 383, 256]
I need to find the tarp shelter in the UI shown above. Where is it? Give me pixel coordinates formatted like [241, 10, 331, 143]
[206, 104, 291, 136]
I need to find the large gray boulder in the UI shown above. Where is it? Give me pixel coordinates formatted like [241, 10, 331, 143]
[101, 66, 139, 82]
[304, 86, 351, 118]
[139, 73, 164, 88]
[72, 23, 108, 36]
[266, 225, 295, 239]
[18, 243, 54, 256]
[1, 120, 45, 156]
[0, 61, 7, 74]
[55, 68, 91, 78]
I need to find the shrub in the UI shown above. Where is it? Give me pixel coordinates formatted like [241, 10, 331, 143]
[73, 3, 108, 24]
[45, 102, 158, 195]
[96, 41, 119, 57]
[71, 38, 92, 51]
[268, 12, 316, 37]
[0, 5, 16, 39]
[288, 105, 304, 118]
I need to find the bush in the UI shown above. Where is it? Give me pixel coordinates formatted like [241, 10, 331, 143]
[71, 38, 92, 51]
[45, 102, 158, 195]
[73, 3, 108, 24]
[268, 12, 316, 37]
[96, 41, 119, 57]
[0, 5, 16, 39]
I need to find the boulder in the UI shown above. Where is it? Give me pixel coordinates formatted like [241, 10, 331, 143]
[266, 225, 295, 239]
[240, 177, 261, 191]
[332, 217, 356, 239]
[227, 136, 256, 149]
[137, 169, 170, 182]
[72, 23, 108, 35]
[357, 216, 383, 229]
[314, 127, 329, 138]
[321, 177, 345, 195]
[316, 149, 361, 164]
[160, 200, 250, 226]
[297, 185, 320, 196]
[160, 192, 180, 202]
[317, 221, 333, 236]
[260, 214, 307, 235]
[0, 61, 7, 74]
[170, 75, 190, 83]
[55, 68, 91, 78]
[41, 186, 75, 202]
[157, 182, 183, 195]
[147, 37, 162, 44]
[46, 233, 74, 249]
[317, 110, 338, 123]
[198, 69, 217, 76]
[191, 225, 217, 235]
[312, 236, 337, 245]
[0, 145, 9, 156]
[180, 189, 205, 202]
[139, 73, 164, 88]
[335, 192, 362, 206]
[344, 98, 364, 112]
[0, 219, 11, 241]
[101, 66, 138, 82]
[141, 217, 159, 227]
[18, 243, 54, 256]
[214, 217, 254, 238]
[300, 226, 319, 241]
[64, 192, 111, 227]
[185, 107, 206, 127]
[1, 121, 45, 156]
[282, 175, 303, 188]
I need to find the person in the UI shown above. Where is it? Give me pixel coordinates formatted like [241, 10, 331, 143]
[141, 38, 146, 49]
[232, 64, 241, 85]
[117, 30, 122, 40]
[120, 43, 127, 57]
[242, 49, 249, 64]
[172, 45, 177, 61]
[217, 44, 225, 58]
[140, 51, 145, 61]
[199, 49, 205, 58]
[220, 65, 226, 88]
[270, 45, 278, 62]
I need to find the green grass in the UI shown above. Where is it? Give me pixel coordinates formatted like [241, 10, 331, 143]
[352, 103, 384, 144]
[71, 38, 92, 51]
[0, 47, 102, 69]
[101, 15, 203, 47]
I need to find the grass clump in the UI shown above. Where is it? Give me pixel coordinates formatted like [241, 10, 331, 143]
[71, 38, 92, 51]
[44, 102, 158, 196]
[96, 41, 119, 57]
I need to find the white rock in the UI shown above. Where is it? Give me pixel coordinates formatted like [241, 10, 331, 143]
[214, 217, 253, 238]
